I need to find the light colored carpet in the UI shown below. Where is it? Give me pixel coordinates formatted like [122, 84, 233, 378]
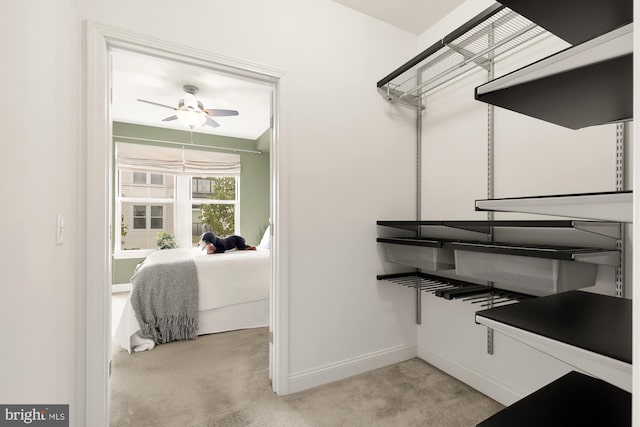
[111, 328, 502, 426]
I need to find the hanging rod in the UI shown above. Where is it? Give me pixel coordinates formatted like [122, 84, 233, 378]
[113, 135, 263, 155]
[377, 4, 505, 88]
[397, 22, 538, 100]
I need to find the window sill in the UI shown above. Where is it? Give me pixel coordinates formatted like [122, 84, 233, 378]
[113, 249, 155, 260]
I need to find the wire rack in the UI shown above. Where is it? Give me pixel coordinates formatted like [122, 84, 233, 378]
[377, 6, 555, 105]
[377, 272, 532, 308]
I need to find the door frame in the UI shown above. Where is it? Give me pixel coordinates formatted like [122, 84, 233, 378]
[84, 21, 290, 426]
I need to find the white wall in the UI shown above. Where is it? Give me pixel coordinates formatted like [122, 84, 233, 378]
[82, 0, 421, 390]
[418, 0, 493, 51]
[415, 0, 627, 405]
[1, 0, 81, 413]
[3, 0, 423, 424]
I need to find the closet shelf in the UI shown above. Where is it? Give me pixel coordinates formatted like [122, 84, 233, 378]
[449, 242, 619, 266]
[475, 191, 632, 223]
[378, 238, 454, 271]
[376, 237, 444, 248]
[377, 4, 553, 105]
[377, 272, 529, 306]
[378, 237, 619, 266]
[475, 290, 632, 392]
[477, 371, 631, 427]
[377, 219, 620, 238]
[496, 0, 632, 45]
[475, 24, 632, 129]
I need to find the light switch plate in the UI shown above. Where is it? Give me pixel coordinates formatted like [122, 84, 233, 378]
[56, 214, 64, 245]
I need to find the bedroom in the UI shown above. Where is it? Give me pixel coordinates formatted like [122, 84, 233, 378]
[109, 48, 274, 356]
[111, 46, 272, 352]
[2, 0, 639, 426]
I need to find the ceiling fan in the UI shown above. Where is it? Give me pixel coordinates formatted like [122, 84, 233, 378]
[137, 84, 239, 129]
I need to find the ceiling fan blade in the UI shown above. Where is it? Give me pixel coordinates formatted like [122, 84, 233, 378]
[162, 115, 178, 122]
[205, 117, 220, 128]
[204, 108, 239, 117]
[137, 99, 176, 110]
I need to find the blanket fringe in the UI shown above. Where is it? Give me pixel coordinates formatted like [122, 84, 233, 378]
[140, 315, 200, 344]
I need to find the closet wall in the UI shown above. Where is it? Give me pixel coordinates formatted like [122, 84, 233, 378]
[81, 0, 422, 396]
[414, 1, 632, 405]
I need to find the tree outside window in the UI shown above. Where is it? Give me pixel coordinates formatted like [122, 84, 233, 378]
[193, 177, 237, 241]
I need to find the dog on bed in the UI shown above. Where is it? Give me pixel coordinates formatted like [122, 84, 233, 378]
[200, 231, 256, 254]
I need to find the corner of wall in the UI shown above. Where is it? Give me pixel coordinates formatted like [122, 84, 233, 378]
[417, 0, 495, 50]
[288, 343, 417, 394]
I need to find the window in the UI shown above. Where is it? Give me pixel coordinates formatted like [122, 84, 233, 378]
[118, 170, 175, 251]
[131, 172, 164, 186]
[132, 205, 164, 230]
[191, 176, 238, 244]
[133, 205, 146, 229]
[193, 178, 214, 196]
[150, 173, 163, 185]
[117, 172, 238, 252]
[150, 206, 163, 229]
[115, 143, 242, 254]
[133, 172, 146, 184]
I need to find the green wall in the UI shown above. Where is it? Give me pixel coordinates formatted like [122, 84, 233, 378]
[112, 122, 270, 284]
[112, 257, 145, 285]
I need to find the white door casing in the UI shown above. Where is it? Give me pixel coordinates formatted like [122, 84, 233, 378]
[84, 21, 290, 426]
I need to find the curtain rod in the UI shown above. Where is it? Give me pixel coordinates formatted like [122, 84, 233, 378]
[113, 135, 263, 155]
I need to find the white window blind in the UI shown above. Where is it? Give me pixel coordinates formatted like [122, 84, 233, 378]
[116, 142, 241, 176]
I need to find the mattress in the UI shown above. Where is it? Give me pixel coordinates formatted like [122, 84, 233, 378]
[115, 246, 270, 352]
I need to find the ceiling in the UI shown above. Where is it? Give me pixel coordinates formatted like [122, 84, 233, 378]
[112, 2, 464, 139]
[331, 0, 467, 35]
[111, 50, 272, 140]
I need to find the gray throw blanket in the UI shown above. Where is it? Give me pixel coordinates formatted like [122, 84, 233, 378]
[130, 258, 199, 344]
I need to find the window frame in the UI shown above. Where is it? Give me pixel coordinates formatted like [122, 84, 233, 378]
[130, 204, 165, 231]
[114, 168, 240, 259]
[190, 175, 240, 244]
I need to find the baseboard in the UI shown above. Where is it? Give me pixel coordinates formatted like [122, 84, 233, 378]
[288, 343, 417, 394]
[112, 283, 132, 293]
[418, 344, 523, 406]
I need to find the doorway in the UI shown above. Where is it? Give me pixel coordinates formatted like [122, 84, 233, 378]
[85, 23, 290, 426]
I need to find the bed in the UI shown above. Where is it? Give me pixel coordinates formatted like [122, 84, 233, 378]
[115, 244, 270, 353]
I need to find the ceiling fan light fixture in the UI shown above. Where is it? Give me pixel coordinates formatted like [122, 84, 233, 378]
[138, 84, 238, 130]
[176, 109, 207, 129]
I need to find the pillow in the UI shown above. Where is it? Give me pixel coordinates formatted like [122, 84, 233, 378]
[258, 226, 271, 249]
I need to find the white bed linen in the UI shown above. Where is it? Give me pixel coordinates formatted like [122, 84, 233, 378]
[195, 247, 270, 310]
[116, 247, 270, 353]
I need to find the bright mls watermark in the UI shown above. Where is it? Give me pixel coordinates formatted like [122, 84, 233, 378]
[0, 405, 68, 426]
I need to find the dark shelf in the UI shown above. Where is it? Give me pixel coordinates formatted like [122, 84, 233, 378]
[496, 0, 632, 45]
[376, 4, 504, 88]
[475, 24, 632, 129]
[477, 371, 631, 427]
[476, 190, 632, 203]
[377, 219, 617, 234]
[449, 241, 617, 263]
[435, 285, 492, 300]
[379, 236, 617, 265]
[476, 290, 631, 364]
[376, 237, 444, 248]
[475, 191, 632, 223]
